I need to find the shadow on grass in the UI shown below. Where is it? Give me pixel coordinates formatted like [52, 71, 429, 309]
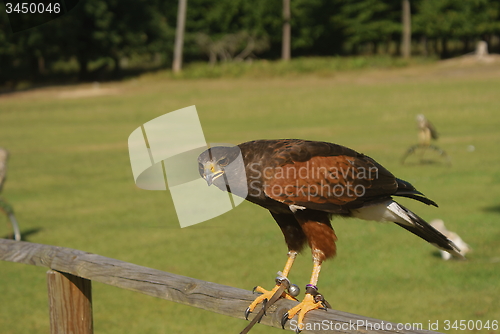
[2, 227, 42, 242]
[431, 250, 444, 259]
[483, 205, 500, 214]
[0, 65, 166, 96]
[401, 159, 451, 167]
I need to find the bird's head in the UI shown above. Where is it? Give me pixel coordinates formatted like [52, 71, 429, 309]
[416, 114, 426, 126]
[198, 146, 241, 187]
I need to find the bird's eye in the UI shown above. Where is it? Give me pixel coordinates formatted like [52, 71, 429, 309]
[218, 157, 229, 167]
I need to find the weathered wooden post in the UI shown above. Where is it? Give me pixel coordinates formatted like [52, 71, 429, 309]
[47, 270, 93, 334]
[0, 147, 21, 241]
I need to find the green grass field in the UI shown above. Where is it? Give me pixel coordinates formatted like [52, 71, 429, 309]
[1, 59, 500, 333]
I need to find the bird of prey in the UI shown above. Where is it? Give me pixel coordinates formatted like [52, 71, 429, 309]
[416, 114, 438, 146]
[0, 148, 21, 241]
[198, 139, 462, 331]
[401, 115, 450, 165]
[430, 219, 470, 260]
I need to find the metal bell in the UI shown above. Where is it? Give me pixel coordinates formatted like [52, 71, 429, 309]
[288, 284, 300, 297]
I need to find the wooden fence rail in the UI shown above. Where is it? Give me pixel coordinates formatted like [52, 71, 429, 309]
[0, 238, 440, 334]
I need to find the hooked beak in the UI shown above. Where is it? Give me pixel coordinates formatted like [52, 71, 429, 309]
[203, 162, 224, 186]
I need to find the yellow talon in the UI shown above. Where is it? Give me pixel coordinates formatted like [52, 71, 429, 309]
[247, 284, 297, 314]
[284, 293, 324, 332]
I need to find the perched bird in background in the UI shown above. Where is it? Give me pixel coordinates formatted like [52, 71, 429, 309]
[416, 114, 438, 146]
[0, 147, 21, 241]
[402, 115, 450, 165]
[198, 139, 463, 332]
[430, 219, 470, 260]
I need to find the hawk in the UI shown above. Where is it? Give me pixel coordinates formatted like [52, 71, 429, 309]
[198, 139, 462, 331]
[401, 115, 450, 165]
[416, 114, 438, 146]
[430, 219, 470, 260]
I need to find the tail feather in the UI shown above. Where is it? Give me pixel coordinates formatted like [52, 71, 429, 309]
[394, 203, 464, 259]
[351, 199, 465, 259]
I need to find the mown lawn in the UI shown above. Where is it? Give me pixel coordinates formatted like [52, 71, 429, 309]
[1, 60, 499, 333]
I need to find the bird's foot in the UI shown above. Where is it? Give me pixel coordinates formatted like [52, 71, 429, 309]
[281, 285, 330, 333]
[245, 275, 298, 321]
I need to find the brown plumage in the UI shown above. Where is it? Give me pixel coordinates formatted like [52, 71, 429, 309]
[198, 139, 462, 330]
[417, 114, 438, 146]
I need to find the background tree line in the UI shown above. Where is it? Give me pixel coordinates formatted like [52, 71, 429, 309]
[1, 0, 500, 85]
